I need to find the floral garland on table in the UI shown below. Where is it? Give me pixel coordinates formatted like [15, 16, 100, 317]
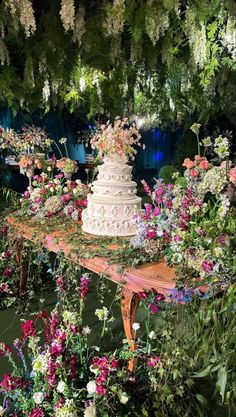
[90, 116, 143, 161]
[132, 126, 236, 288]
[21, 173, 89, 220]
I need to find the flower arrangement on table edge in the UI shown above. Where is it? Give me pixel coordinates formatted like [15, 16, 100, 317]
[21, 173, 89, 220]
[132, 125, 236, 289]
[0, 126, 52, 156]
[56, 158, 78, 177]
[90, 116, 144, 161]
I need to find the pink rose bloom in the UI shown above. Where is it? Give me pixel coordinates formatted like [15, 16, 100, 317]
[182, 158, 195, 169]
[229, 167, 236, 184]
[194, 155, 202, 161]
[190, 169, 199, 177]
[34, 197, 43, 204]
[147, 356, 160, 367]
[24, 191, 30, 198]
[153, 206, 161, 216]
[199, 159, 210, 170]
[146, 229, 156, 240]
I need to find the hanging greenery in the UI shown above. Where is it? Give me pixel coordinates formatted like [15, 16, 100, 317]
[0, 0, 236, 127]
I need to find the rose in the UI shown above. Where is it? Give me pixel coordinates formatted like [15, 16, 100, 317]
[199, 159, 210, 170]
[182, 158, 195, 169]
[33, 392, 44, 404]
[87, 381, 97, 395]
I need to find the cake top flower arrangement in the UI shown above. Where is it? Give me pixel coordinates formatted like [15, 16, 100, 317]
[90, 116, 142, 161]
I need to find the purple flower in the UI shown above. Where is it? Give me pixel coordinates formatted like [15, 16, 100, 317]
[153, 206, 161, 216]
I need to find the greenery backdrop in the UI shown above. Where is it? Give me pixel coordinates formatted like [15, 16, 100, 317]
[0, 0, 236, 128]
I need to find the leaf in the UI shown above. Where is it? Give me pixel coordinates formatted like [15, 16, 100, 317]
[217, 365, 227, 403]
[193, 364, 213, 378]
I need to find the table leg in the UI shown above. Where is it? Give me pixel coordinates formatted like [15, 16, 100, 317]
[15, 237, 28, 296]
[121, 286, 140, 372]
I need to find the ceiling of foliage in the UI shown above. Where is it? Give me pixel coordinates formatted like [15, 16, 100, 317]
[0, 0, 236, 127]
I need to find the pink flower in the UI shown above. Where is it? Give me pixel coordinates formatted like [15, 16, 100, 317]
[78, 274, 91, 299]
[190, 169, 199, 177]
[153, 206, 161, 216]
[0, 374, 28, 391]
[96, 385, 107, 396]
[182, 158, 195, 169]
[201, 260, 214, 273]
[2, 267, 13, 277]
[34, 197, 43, 204]
[21, 320, 36, 338]
[2, 250, 12, 258]
[24, 191, 30, 198]
[199, 159, 210, 170]
[146, 229, 156, 240]
[149, 303, 159, 313]
[194, 155, 202, 161]
[147, 356, 160, 367]
[229, 167, 236, 184]
[0, 283, 10, 292]
[29, 407, 45, 417]
[56, 275, 67, 292]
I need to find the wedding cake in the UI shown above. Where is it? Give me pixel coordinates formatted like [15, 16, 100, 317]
[82, 155, 141, 236]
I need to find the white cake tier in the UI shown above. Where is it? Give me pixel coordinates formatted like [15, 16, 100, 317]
[82, 154, 142, 237]
[92, 180, 137, 198]
[82, 195, 141, 236]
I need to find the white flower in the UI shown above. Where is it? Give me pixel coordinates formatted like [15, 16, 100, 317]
[84, 404, 96, 417]
[0, 406, 5, 416]
[57, 381, 67, 394]
[95, 307, 109, 321]
[62, 310, 77, 323]
[82, 326, 91, 336]
[119, 392, 129, 404]
[33, 354, 47, 373]
[149, 331, 156, 339]
[59, 137, 67, 144]
[132, 322, 140, 331]
[86, 380, 97, 395]
[33, 392, 44, 404]
[47, 166, 52, 172]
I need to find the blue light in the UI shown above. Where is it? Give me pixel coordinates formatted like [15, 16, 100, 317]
[154, 151, 163, 161]
[152, 129, 161, 139]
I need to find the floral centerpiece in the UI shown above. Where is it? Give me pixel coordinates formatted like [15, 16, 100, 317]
[132, 126, 236, 288]
[90, 116, 143, 161]
[20, 125, 52, 153]
[56, 157, 78, 179]
[19, 154, 47, 190]
[22, 173, 89, 220]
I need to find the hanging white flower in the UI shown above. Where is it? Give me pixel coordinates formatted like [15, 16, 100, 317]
[60, 0, 75, 32]
[104, 0, 125, 37]
[19, 0, 36, 37]
[0, 39, 10, 65]
[145, 0, 169, 46]
[72, 5, 86, 46]
[224, 15, 236, 60]
[42, 79, 50, 103]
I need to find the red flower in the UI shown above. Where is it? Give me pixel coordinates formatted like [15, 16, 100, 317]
[0, 343, 12, 357]
[29, 407, 45, 417]
[0, 374, 28, 391]
[21, 320, 36, 338]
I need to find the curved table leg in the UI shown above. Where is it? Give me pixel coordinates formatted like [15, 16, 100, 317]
[121, 286, 140, 372]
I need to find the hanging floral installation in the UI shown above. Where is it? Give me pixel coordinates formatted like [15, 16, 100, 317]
[0, 0, 235, 126]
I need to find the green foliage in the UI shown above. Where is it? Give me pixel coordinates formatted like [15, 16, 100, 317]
[0, 1, 235, 126]
[158, 165, 178, 183]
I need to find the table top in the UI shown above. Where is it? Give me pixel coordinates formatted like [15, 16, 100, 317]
[7, 216, 178, 296]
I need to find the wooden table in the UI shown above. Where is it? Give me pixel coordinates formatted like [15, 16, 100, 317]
[7, 216, 178, 371]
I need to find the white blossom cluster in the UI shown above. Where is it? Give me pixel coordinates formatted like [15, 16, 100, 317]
[145, 1, 169, 46]
[198, 166, 228, 195]
[214, 135, 230, 159]
[19, 0, 36, 37]
[42, 79, 50, 103]
[72, 5, 86, 46]
[60, 0, 75, 32]
[189, 22, 207, 69]
[104, 0, 125, 37]
[5, 0, 36, 37]
[0, 39, 10, 65]
[224, 16, 236, 60]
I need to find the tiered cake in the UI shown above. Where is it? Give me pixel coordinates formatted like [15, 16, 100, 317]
[82, 155, 141, 236]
